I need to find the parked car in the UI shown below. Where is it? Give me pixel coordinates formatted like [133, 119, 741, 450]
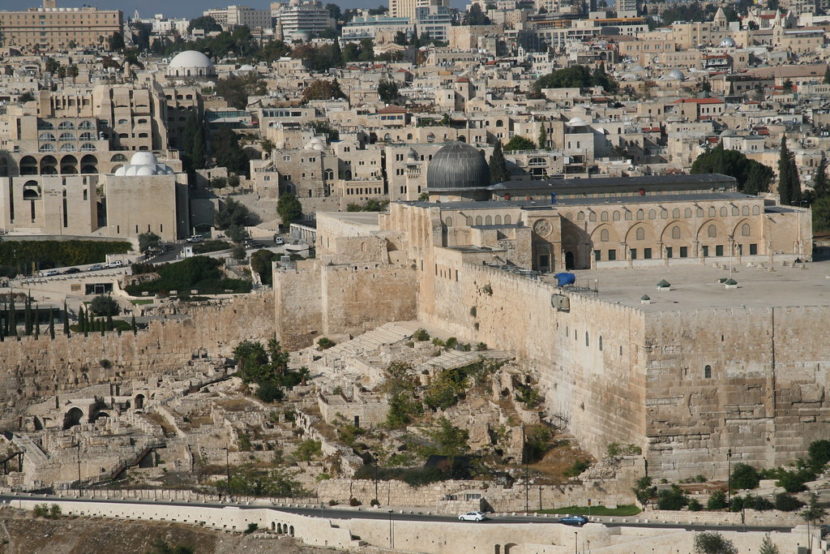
[186, 235, 203, 243]
[458, 511, 487, 522]
[558, 515, 588, 526]
[89, 264, 105, 271]
[43, 270, 60, 277]
[105, 260, 124, 269]
[63, 267, 80, 274]
[274, 236, 285, 245]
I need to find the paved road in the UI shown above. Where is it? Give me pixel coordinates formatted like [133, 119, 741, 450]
[0, 494, 794, 533]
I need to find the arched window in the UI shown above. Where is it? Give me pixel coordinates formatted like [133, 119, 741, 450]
[613, 211, 620, 221]
[648, 209, 656, 219]
[589, 212, 596, 222]
[58, 121, 74, 129]
[709, 207, 716, 217]
[111, 153, 127, 162]
[445, 217, 453, 227]
[671, 226, 680, 239]
[635, 227, 645, 241]
[636, 209, 644, 220]
[720, 206, 728, 217]
[601, 211, 608, 222]
[485, 215, 492, 225]
[741, 223, 750, 237]
[707, 224, 717, 238]
[22, 181, 41, 200]
[495, 120, 503, 127]
[577, 211, 585, 221]
[59, 132, 75, 141]
[80, 143, 95, 151]
[731, 206, 739, 216]
[742, 206, 750, 216]
[59, 143, 75, 152]
[504, 215, 512, 224]
[39, 143, 55, 152]
[494, 215, 502, 224]
[426, 133, 435, 143]
[80, 132, 95, 141]
[672, 208, 680, 218]
[704, 365, 712, 378]
[78, 120, 94, 129]
[752, 205, 760, 215]
[475, 216, 482, 225]
[685, 208, 693, 218]
[660, 210, 668, 219]
[697, 207, 704, 217]
[39, 133, 56, 142]
[117, 118, 129, 125]
[624, 211, 632, 221]
[600, 229, 609, 242]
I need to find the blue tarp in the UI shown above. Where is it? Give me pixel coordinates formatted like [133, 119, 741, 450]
[554, 272, 576, 286]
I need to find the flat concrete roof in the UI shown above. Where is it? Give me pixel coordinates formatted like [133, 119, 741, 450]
[318, 211, 381, 228]
[561, 259, 830, 312]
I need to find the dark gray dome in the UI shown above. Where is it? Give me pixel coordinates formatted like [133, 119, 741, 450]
[426, 142, 490, 191]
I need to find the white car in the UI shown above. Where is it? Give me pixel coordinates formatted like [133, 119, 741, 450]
[458, 511, 487, 522]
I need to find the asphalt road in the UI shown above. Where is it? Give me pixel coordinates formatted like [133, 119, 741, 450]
[0, 494, 794, 533]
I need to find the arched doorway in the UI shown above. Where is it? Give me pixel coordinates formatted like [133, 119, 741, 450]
[80, 154, 98, 174]
[134, 394, 145, 410]
[62, 407, 84, 429]
[40, 155, 58, 175]
[20, 156, 37, 175]
[565, 251, 575, 270]
[60, 155, 78, 175]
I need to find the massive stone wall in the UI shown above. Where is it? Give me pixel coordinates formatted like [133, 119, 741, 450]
[646, 305, 830, 480]
[0, 292, 274, 428]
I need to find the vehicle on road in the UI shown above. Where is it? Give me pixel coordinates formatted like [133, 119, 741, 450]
[186, 235, 203, 243]
[274, 236, 285, 245]
[89, 264, 105, 271]
[43, 270, 60, 277]
[458, 511, 487, 522]
[105, 260, 124, 269]
[63, 268, 80, 274]
[558, 515, 588, 526]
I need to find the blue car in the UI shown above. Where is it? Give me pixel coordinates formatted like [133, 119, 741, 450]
[559, 515, 588, 526]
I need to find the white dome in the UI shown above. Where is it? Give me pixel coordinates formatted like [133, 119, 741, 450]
[567, 117, 588, 127]
[169, 50, 213, 70]
[665, 70, 685, 80]
[304, 137, 325, 151]
[130, 151, 157, 166]
[114, 166, 126, 176]
[136, 165, 154, 176]
[125, 165, 139, 176]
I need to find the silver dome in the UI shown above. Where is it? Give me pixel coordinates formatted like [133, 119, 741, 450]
[426, 142, 490, 191]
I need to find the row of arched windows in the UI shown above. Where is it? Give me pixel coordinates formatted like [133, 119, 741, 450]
[575, 204, 761, 223]
[597, 223, 752, 242]
[445, 214, 514, 227]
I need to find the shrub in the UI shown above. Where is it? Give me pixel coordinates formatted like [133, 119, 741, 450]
[688, 498, 702, 511]
[775, 468, 813, 493]
[808, 439, 830, 469]
[349, 497, 361, 506]
[693, 532, 737, 554]
[89, 295, 120, 316]
[125, 256, 251, 296]
[730, 463, 760, 490]
[370, 498, 380, 507]
[774, 493, 804, 512]
[245, 523, 258, 534]
[0, 240, 130, 276]
[707, 490, 728, 510]
[33, 504, 49, 517]
[564, 459, 591, 478]
[412, 328, 430, 341]
[656, 485, 687, 511]
[317, 337, 336, 350]
[250, 249, 277, 285]
[99, 359, 112, 369]
[295, 439, 322, 461]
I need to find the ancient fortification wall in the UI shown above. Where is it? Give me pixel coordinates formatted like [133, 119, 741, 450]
[0, 292, 274, 427]
[646, 305, 830, 480]
[420, 262, 649, 461]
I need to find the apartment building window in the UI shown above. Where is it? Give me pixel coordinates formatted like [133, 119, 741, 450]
[644, 248, 652, 259]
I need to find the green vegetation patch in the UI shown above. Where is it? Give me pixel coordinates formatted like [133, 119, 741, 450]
[126, 256, 251, 296]
[537, 505, 641, 517]
[0, 240, 131, 276]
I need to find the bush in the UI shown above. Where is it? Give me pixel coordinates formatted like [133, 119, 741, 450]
[349, 497, 361, 506]
[694, 532, 737, 554]
[808, 439, 830, 469]
[295, 439, 322, 461]
[774, 493, 804, 512]
[688, 498, 702, 511]
[707, 490, 728, 510]
[245, 523, 258, 534]
[730, 463, 760, 490]
[138, 232, 161, 254]
[656, 485, 688, 511]
[89, 295, 120, 316]
[250, 249, 277, 285]
[564, 459, 591, 478]
[317, 337, 336, 350]
[775, 468, 813, 493]
[412, 328, 430, 341]
[215, 198, 257, 230]
[370, 498, 380, 507]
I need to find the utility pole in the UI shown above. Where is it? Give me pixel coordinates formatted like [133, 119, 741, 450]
[726, 448, 732, 507]
[522, 425, 529, 512]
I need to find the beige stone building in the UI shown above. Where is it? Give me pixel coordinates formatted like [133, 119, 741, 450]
[0, 0, 122, 53]
[274, 142, 815, 479]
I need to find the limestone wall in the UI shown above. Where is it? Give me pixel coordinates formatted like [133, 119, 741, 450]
[420, 262, 649, 460]
[274, 261, 322, 351]
[646, 305, 830, 480]
[0, 292, 274, 427]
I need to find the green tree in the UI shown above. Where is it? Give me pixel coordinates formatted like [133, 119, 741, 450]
[778, 136, 801, 206]
[693, 532, 737, 554]
[138, 232, 161, 254]
[211, 127, 250, 176]
[427, 417, 469, 456]
[656, 485, 687, 510]
[813, 154, 829, 199]
[215, 198, 256, 230]
[691, 143, 772, 194]
[489, 141, 509, 183]
[90, 295, 119, 316]
[63, 301, 70, 336]
[462, 3, 491, 24]
[801, 493, 825, 552]
[44, 57, 60, 75]
[707, 489, 728, 510]
[188, 15, 222, 33]
[758, 533, 779, 554]
[215, 73, 266, 110]
[633, 476, 657, 508]
[377, 80, 399, 104]
[504, 135, 536, 152]
[538, 125, 548, 151]
[301, 79, 346, 102]
[729, 463, 760, 490]
[808, 439, 830, 469]
[250, 249, 277, 285]
[107, 32, 125, 52]
[48, 308, 55, 340]
[277, 193, 303, 227]
[813, 195, 830, 232]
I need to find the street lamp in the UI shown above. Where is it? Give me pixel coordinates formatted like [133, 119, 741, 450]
[574, 531, 578, 554]
[726, 448, 732, 506]
[387, 510, 394, 549]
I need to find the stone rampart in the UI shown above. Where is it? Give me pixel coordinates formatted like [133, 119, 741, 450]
[0, 292, 274, 428]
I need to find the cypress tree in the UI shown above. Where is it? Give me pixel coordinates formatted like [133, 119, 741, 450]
[8, 296, 16, 337]
[49, 308, 55, 340]
[63, 302, 70, 336]
[488, 141, 509, 184]
[825, 66, 830, 85]
[538, 125, 548, 151]
[100, 318, 105, 336]
[106, 313, 113, 331]
[815, 154, 829, 199]
[778, 137, 791, 205]
[82, 309, 88, 337]
[131, 314, 137, 335]
[78, 307, 86, 333]
[34, 306, 40, 338]
[23, 295, 32, 336]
